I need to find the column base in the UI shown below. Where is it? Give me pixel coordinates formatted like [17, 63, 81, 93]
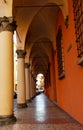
[0, 115, 16, 126]
[31, 95, 36, 100]
[17, 103, 27, 108]
[26, 99, 32, 103]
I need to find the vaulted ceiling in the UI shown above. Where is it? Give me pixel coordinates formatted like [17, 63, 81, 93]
[13, 0, 68, 78]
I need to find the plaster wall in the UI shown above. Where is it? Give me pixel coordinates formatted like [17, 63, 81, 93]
[55, 0, 83, 124]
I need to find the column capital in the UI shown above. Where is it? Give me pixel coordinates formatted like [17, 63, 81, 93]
[0, 16, 17, 32]
[25, 63, 30, 68]
[16, 50, 26, 58]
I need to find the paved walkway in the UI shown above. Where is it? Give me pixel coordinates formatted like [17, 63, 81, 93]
[0, 93, 83, 130]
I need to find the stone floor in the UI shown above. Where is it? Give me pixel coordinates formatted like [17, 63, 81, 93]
[0, 93, 83, 130]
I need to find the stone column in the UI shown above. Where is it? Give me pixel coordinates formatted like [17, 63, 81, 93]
[30, 72, 36, 99]
[31, 77, 34, 99]
[0, 16, 17, 125]
[25, 63, 31, 102]
[33, 78, 36, 97]
[16, 50, 27, 108]
[32, 76, 36, 98]
[29, 70, 33, 99]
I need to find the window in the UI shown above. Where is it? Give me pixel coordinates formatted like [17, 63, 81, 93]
[56, 27, 65, 79]
[72, 0, 83, 57]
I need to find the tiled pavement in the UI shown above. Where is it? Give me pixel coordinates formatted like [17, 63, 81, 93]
[0, 93, 83, 130]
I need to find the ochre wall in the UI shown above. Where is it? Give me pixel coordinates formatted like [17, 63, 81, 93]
[54, 0, 83, 124]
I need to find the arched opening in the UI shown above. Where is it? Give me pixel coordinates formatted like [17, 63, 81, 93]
[36, 73, 45, 94]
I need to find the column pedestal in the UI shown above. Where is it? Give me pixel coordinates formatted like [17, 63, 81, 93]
[0, 115, 16, 126]
[17, 103, 27, 109]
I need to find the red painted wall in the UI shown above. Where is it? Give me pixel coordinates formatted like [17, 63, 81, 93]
[45, 48, 57, 101]
[55, 0, 83, 124]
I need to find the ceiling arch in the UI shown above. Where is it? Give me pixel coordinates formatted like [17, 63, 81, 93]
[29, 38, 52, 77]
[14, 0, 68, 50]
[25, 3, 58, 50]
[24, 4, 59, 68]
[13, 0, 68, 78]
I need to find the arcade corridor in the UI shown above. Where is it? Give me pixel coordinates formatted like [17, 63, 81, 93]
[0, 0, 83, 126]
[0, 93, 83, 130]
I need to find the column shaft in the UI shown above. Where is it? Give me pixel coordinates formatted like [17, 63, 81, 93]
[25, 63, 31, 102]
[30, 71, 33, 99]
[0, 32, 13, 116]
[0, 16, 17, 125]
[16, 50, 27, 108]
